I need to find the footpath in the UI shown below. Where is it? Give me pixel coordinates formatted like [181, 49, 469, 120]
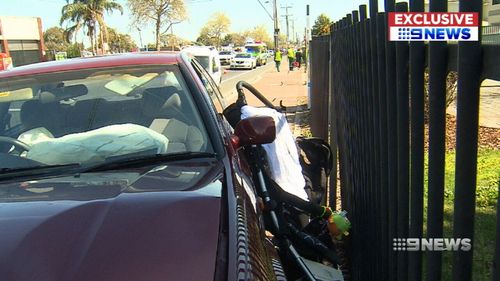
[447, 79, 500, 129]
[244, 61, 310, 136]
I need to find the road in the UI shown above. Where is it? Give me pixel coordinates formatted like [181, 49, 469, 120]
[219, 62, 273, 103]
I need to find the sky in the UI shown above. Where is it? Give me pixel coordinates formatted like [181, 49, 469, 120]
[0, 0, 387, 46]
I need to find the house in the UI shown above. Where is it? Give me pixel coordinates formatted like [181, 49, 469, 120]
[0, 16, 45, 67]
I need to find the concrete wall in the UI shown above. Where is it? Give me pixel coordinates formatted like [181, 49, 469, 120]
[0, 16, 44, 66]
[0, 16, 40, 40]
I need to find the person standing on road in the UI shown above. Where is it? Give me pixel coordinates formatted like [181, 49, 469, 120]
[287, 47, 295, 71]
[295, 49, 302, 69]
[274, 49, 282, 72]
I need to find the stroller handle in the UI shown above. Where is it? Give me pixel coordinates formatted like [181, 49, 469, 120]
[236, 81, 281, 112]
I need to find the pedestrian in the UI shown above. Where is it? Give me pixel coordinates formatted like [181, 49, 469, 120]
[274, 49, 282, 72]
[287, 47, 295, 71]
[295, 49, 302, 69]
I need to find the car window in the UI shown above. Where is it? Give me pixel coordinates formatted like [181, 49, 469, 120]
[191, 60, 226, 113]
[236, 53, 251, 58]
[0, 65, 213, 169]
[194, 55, 210, 71]
[212, 57, 219, 73]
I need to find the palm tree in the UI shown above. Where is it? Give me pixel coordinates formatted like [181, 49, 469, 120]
[61, 1, 95, 54]
[60, 0, 123, 55]
[91, 0, 123, 53]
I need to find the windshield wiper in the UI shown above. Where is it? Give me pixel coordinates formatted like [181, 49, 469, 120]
[81, 151, 217, 172]
[0, 163, 82, 181]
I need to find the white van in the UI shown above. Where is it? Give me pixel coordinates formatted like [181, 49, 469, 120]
[182, 46, 222, 85]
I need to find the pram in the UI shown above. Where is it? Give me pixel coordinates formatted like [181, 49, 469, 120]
[224, 81, 348, 281]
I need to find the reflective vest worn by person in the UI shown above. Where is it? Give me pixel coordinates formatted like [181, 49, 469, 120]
[274, 50, 282, 62]
[287, 48, 295, 60]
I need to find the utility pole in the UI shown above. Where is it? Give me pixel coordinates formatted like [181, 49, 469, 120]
[281, 4, 292, 45]
[305, 4, 310, 70]
[306, 4, 310, 42]
[137, 27, 143, 51]
[273, 0, 279, 49]
[171, 25, 174, 51]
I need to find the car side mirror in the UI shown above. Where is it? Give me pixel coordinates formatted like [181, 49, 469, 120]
[231, 116, 276, 149]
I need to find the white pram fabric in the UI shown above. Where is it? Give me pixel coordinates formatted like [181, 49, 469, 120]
[22, 124, 169, 165]
[241, 105, 308, 201]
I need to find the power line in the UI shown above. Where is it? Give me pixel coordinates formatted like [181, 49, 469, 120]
[256, 0, 274, 21]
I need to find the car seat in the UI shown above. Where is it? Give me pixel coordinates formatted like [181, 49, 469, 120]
[142, 86, 205, 153]
[20, 98, 63, 136]
[21, 86, 88, 136]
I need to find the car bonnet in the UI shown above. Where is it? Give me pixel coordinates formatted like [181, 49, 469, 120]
[0, 162, 224, 281]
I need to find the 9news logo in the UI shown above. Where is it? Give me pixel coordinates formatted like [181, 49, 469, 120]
[389, 12, 479, 41]
[393, 238, 472, 252]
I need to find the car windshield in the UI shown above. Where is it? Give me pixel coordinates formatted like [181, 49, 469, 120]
[194, 56, 210, 70]
[0, 65, 213, 171]
[236, 53, 251, 58]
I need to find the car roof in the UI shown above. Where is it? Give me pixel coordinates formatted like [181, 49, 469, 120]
[182, 46, 218, 56]
[0, 53, 181, 79]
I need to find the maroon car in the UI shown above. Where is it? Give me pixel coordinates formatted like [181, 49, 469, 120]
[0, 53, 287, 281]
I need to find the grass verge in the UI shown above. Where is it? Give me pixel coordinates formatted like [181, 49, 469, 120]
[423, 149, 499, 280]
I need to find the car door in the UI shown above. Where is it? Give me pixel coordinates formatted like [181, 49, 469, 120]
[190, 59, 285, 280]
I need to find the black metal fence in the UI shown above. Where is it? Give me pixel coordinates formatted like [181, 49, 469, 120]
[309, 0, 500, 280]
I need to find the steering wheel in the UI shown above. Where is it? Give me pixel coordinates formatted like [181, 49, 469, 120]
[235, 81, 280, 111]
[0, 136, 31, 154]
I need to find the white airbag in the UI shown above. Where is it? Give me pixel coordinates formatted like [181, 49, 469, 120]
[18, 127, 54, 146]
[25, 124, 169, 165]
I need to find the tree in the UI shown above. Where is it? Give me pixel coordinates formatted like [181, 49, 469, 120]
[60, 1, 94, 52]
[44, 27, 71, 59]
[67, 43, 84, 58]
[245, 25, 272, 47]
[312, 14, 331, 37]
[160, 33, 189, 50]
[196, 33, 213, 46]
[128, 0, 187, 52]
[61, 0, 123, 55]
[221, 34, 234, 46]
[92, 0, 123, 53]
[230, 33, 247, 46]
[99, 27, 137, 53]
[198, 12, 230, 48]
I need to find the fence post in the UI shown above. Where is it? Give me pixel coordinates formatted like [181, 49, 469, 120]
[383, 0, 398, 279]
[394, 3, 410, 281]
[452, 0, 483, 280]
[310, 36, 330, 141]
[375, 11, 389, 281]
[426, 0, 449, 280]
[408, 0, 425, 280]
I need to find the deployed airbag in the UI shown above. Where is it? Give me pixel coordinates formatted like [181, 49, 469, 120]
[25, 124, 169, 165]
